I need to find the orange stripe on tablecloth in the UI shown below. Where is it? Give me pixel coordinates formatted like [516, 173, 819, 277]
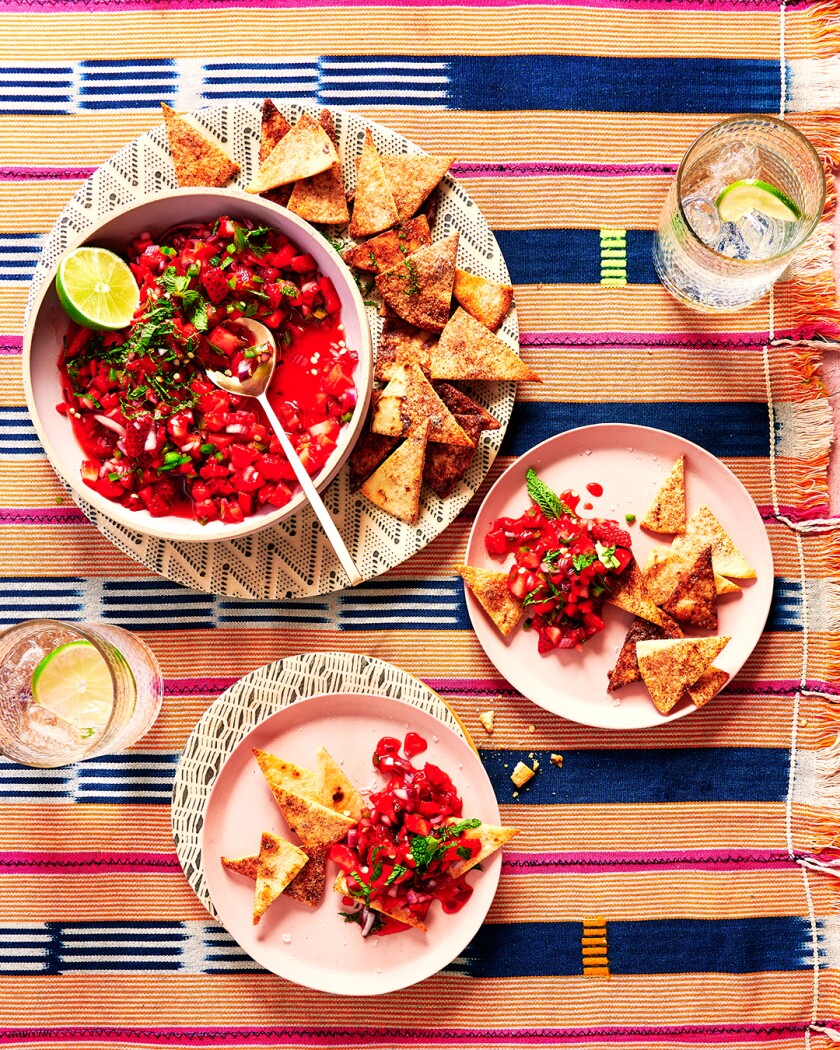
[0, 972, 815, 1028]
[0, 9, 790, 61]
[0, 806, 173, 852]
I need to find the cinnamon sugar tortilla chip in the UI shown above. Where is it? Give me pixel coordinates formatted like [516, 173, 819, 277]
[604, 561, 664, 626]
[315, 747, 365, 822]
[259, 99, 292, 206]
[433, 383, 501, 430]
[446, 821, 519, 878]
[715, 573, 741, 596]
[661, 545, 718, 630]
[222, 853, 259, 880]
[222, 844, 328, 907]
[348, 429, 401, 490]
[253, 747, 318, 801]
[380, 154, 455, 221]
[360, 422, 430, 524]
[641, 456, 686, 534]
[431, 308, 540, 381]
[423, 414, 483, 498]
[672, 506, 756, 579]
[270, 786, 355, 848]
[374, 317, 436, 382]
[376, 234, 459, 333]
[253, 831, 308, 924]
[636, 635, 731, 714]
[607, 612, 682, 692]
[286, 109, 349, 225]
[246, 112, 338, 193]
[456, 564, 523, 636]
[342, 216, 432, 274]
[161, 104, 239, 188]
[453, 269, 514, 332]
[349, 130, 400, 237]
[372, 363, 474, 447]
[687, 666, 730, 708]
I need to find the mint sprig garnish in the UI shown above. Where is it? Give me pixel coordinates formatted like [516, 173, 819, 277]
[526, 469, 573, 519]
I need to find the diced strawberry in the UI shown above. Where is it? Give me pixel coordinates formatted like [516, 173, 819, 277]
[613, 547, 634, 574]
[201, 265, 230, 305]
[121, 415, 153, 458]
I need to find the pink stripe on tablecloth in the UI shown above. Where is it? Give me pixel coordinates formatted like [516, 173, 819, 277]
[1, 1023, 812, 1045]
[426, 676, 840, 697]
[0, 852, 179, 874]
[0, 336, 23, 355]
[519, 330, 780, 350]
[0, 0, 796, 11]
[0, 508, 87, 525]
[452, 161, 677, 178]
[0, 166, 97, 181]
[501, 848, 795, 873]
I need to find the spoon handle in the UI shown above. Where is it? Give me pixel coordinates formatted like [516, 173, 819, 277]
[258, 393, 364, 587]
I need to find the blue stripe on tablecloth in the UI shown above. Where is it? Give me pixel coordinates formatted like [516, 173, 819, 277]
[482, 747, 789, 804]
[454, 916, 815, 978]
[0, 916, 814, 976]
[495, 229, 659, 285]
[0, 747, 789, 805]
[502, 402, 770, 459]
[0, 577, 802, 632]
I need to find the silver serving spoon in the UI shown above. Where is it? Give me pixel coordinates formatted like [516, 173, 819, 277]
[205, 317, 363, 587]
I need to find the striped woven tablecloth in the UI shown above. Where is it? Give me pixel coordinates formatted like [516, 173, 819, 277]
[2, 1, 840, 1047]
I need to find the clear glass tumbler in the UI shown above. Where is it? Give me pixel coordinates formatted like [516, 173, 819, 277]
[0, 619, 163, 767]
[653, 115, 826, 312]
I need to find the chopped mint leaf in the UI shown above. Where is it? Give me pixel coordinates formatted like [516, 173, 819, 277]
[526, 468, 573, 519]
[572, 551, 596, 572]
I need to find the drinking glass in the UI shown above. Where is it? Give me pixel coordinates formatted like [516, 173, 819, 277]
[0, 619, 163, 767]
[653, 115, 826, 312]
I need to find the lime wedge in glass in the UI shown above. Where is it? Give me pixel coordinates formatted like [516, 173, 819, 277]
[31, 639, 114, 731]
[716, 179, 802, 223]
[56, 247, 140, 331]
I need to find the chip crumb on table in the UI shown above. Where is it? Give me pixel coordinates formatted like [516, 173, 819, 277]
[478, 710, 495, 734]
[511, 761, 535, 788]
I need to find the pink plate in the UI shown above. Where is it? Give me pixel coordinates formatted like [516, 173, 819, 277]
[201, 691, 503, 996]
[464, 423, 774, 729]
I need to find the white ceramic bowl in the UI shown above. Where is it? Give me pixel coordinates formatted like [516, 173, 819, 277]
[23, 187, 373, 542]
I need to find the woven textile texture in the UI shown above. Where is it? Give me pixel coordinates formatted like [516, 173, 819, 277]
[1, 1, 840, 1047]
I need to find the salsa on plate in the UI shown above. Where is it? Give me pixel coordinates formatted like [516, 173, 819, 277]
[484, 469, 634, 652]
[57, 215, 357, 524]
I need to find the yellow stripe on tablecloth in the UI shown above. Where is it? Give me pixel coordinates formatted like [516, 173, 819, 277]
[0, 8, 797, 61]
[0, 972, 815, 1027]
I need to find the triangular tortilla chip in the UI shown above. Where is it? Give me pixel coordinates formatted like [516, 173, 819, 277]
[349, 429, 401, 490]
[253, 747, 318, 801]
[349, 130, 400, 237]
[671, 506, 756, 579]
[371, 363, 474, 447]
[715, 573, 741, 596]
[687, 666, 730, 708]
[607, 612, 683, 692]
[342, 216, 432, 274]
[259, 99, 293, 207]
[380, 154, 455, 221]
[603, 561, 664, 626]
[161, 104, 239, 188]
[456, 564, 523, 636]
[359, 423, 430, 524]
[286, 109, 349, 225]
[374, 317, 436, 382]
[636, 636, 730, 714]
[640, 544, 685, 605]
[271, 785, 355, 848]
[431, 308, 540, 381]
[284, 843, 328, 907]
[446, 821, 519, 878]
[253, 831, 308, 924]
[433, 383, 501, 430]
[640, 456, 686, 534]
[315, 747, 365, 821]
[333, 872, 426, 931]
[423, 415, 482, 498]
[221, 845, 327, 907]
[376, 234, 459, 333]
[661, 545, 718, 630]
[222, 853, 259, 880]
[453, 269, 514, 332]
[246, 112, 338, 193]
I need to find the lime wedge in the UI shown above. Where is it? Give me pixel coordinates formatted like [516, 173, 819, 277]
[716, 179, 802, 223]
[31, 640, 114, 730]
[56, 247, 140, 331]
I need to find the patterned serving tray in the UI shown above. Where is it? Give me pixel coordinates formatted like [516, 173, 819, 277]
[25, 101, 518, 599]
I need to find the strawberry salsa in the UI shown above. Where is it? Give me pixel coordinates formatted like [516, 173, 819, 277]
[484, 469, 634, 652]
[57, 216, 357, 524]
[330, 734, 483, 937]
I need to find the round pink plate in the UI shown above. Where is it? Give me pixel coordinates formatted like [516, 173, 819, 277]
[464, 423, 774, 730]
[201, 691, 502, 996]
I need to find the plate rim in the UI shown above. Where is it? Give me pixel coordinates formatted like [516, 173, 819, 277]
[463, 421, 775, 730]
[198, 688, 501, 996]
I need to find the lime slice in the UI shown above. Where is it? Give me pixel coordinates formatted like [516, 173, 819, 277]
[716, 179, 802, 223]
[31, 640, 114, 730]
[56, 247, 140, 331]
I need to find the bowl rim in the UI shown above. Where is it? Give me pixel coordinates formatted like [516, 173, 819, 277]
[22, 186, 373, 544]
